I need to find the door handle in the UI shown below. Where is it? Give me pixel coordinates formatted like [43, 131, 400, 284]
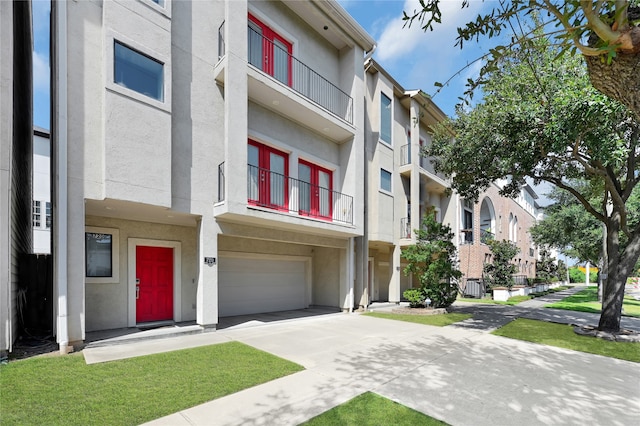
[136, 285, 140, 300]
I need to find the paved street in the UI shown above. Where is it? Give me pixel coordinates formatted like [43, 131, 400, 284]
[82, 288, 640, 426]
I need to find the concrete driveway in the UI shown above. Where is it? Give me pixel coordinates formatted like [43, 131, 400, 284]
[124, 313, 640, 426]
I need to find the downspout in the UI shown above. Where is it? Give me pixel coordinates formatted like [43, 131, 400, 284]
[364, 44, 376, 63]
[348, 237, 354, 313]
[52, 0, 70, 354]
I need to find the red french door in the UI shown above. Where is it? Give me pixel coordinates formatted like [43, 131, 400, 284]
[136, 246, 173, 323]
[248, 13, 292, 86]
[298, 160, 332, 220]
[248, 140, 289, 210]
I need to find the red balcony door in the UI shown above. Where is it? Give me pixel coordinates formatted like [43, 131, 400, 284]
[248, 140, 289, 210]
[298, 160, 332, 220]
[136, 246, 173, 323]
[248, 13, 292, 86]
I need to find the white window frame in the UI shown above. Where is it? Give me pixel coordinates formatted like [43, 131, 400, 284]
[33, 200, 41, 228]
[106, 30, 171, 113]
[85, 226, 120, 284]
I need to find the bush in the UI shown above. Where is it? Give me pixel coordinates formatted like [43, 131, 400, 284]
[568, 267, 585, 283]
[403, 288, 425, 308]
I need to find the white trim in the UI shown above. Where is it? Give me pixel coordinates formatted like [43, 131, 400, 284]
[219, 251, 312, 307]
[128, 238, 182, 327]
[85, 226, 120, 284]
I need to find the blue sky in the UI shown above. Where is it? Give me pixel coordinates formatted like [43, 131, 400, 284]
[33, 0, 50, 130]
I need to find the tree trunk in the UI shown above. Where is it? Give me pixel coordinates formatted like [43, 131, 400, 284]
[585, 51, 640, 121]
[598, 215, 640, 332]
[584, 7, 640, 120]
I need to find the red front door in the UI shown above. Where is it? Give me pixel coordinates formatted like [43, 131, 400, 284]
[136, 246, 173, 323]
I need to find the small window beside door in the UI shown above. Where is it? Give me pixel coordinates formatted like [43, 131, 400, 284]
[85, 226, 120, 283]
[380, 168, 392, 193]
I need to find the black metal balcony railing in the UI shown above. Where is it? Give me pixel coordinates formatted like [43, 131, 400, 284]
[248, 26, 353, 124]
[461, 229, 473, 244]
[400, 144, 410, 166]
[218, 162, 225, 202]
[400, 217, 411, 239]
[247, 164, 353, 225]
[480, 229, 494, 244]
[218, 21, 225, 60]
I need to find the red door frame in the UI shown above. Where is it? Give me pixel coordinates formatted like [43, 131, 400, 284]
[298, 159, 333, 220]
[248, 13, 293, 86]
[136, 245, 174, 323]
[248, 140, 289, 210]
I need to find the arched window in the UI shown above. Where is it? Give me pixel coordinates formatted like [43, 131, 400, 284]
[479, 197, 496, 244]
[508, 213, 514, 242]
[513, 216, 518, 243]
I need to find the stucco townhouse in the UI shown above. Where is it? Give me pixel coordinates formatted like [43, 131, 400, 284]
[362, 59, 458, 305]
[50, 0, 375, 352]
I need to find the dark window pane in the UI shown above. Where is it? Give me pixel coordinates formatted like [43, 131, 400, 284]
[114, 41, 164, 101]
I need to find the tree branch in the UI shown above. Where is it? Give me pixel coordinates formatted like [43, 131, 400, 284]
[580, 0, 622, 42]
[541, 176, 606, 222]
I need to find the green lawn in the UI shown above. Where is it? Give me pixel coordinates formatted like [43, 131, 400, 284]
[0, 342, 303, 426]
[364, 312, 471, 326]
[492, 318, 640, 362]
[546, 286, 640, 318]
[302, 392, 448, 425]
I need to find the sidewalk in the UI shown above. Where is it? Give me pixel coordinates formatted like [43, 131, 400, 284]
[140, 312, 640, 426]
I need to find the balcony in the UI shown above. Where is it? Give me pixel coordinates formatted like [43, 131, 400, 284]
[461, 229, 473, 244]
[480, 229, 494, 245]
[248, 26, 353, 124]
[400, 144, 410, 166]
[400, 217, 411, 239]
[247, 164, 353, 225]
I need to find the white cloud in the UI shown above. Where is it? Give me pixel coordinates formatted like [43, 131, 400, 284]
[376, 0, 485, 62]
[33, 50, 49, 93]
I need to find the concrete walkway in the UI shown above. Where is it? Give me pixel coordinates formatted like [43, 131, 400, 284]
[81, 288, 640, 426]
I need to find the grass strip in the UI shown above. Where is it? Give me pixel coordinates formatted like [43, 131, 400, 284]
[364, 312, 471, 326]
[0, 341, 303, 426]
[546, 286, 640, 318]
[302, 391, 448, 425]
[492, 318, 640, 362]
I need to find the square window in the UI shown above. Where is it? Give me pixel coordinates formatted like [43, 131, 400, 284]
[86, 232, 113, 277]
[151, 0, 165, 6]
[380, 93, 392, 145]
[380, 168, 392, 192]
[114, 41, 164, 101]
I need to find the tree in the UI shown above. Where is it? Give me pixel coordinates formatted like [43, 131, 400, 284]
[426, 31, 640, 333]
[402, 212, 462, 308]
[483, 240, 520, 290]
[536, 248, 559, 282]
[530, 184, 604, 266]
[404, 1, 640, 120]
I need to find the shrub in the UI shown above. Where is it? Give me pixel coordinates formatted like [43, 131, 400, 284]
[568, 267, 585, 283]
[402, 210, 462, 309]
[403, 288, 425, 308]
[483, 240, 520, 290]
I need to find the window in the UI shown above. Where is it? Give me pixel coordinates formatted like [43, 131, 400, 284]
[248, 14, 292, 86]
[299, 160, 332, 220]
[32, 200, 41, 228]
[151, 0, 165, 6]
[45, 202, 52, 229]
[462, 199, 474, 243]
[114, 41, 164, 101]
[85, 227, 120, 283]
[380, 93, 392, 144]
[86, 232, 113, 277]
[248, 140, 289, 210]
[380, 168, 392, 192]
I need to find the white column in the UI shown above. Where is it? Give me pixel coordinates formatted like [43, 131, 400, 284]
[389, 245, 401, 302]
[196, 216, 219, 327]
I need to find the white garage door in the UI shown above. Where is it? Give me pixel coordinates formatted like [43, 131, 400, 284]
[218, 256, 307, 317]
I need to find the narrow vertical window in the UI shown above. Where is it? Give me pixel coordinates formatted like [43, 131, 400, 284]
[32, 200, 41, 228]
[380, 168, 392, 192]
[380, 93, 392, 145]
[86, 232, 113, 277]
[114, 41, 164, 101]
[45, 202, 52, 229]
